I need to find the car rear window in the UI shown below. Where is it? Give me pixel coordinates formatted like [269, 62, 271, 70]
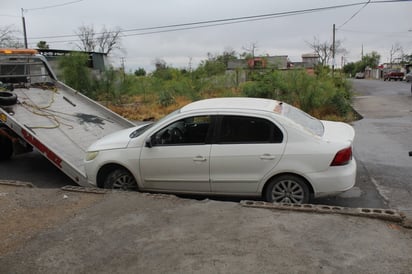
[282, 104, 324, 136]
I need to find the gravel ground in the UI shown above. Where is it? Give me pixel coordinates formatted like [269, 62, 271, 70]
[1, 182, 412, 273]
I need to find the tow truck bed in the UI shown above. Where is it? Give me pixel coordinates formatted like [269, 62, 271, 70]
[0, 50, 135, 185]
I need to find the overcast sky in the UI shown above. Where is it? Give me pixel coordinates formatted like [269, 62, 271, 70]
[1, 0, 411, 71]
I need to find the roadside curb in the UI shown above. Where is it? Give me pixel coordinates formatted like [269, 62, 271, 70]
[240, 200, 412, 228]
[0, 180, 34, 188]
[61, 185, 109, 194]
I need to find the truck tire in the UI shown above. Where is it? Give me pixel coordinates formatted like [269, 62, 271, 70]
[0, 135, 13, 160]
[0, 91, 18, 106]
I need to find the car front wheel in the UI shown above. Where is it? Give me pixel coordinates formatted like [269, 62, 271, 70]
[104, 168, 138, 191]
[264, 175, 310, 204]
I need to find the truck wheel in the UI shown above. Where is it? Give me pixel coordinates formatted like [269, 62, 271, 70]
[264, 175, 310, 204]
[0, 135, 13, 160]
[0, 91, 17, 106]
[104, 168, 138, 191]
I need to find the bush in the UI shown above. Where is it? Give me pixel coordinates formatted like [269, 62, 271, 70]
[158, 90, 175, 107]
[58, 53, 92, 96]
[240, 69, 353, 120]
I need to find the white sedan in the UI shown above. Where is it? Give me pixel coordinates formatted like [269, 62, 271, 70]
[84, 97, 356, 204]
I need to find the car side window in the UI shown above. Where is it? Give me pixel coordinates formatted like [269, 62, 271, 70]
[151, 115, 212, 146]
[218, 115, 283, 143]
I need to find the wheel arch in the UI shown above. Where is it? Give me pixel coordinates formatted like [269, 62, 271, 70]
[261, 172, 315, 199]
[96, 163, 136, 189]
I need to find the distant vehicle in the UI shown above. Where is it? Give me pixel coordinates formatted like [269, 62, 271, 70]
[355, 72, 365, 79]
[405, 72, 412, 82]
[383, 70, 404, 81]
[84, 97, 357, 204]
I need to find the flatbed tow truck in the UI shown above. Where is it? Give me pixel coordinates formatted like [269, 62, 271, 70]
[0, 49, 135, 186]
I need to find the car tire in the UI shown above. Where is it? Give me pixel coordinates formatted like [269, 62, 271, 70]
[104, 168, 138, 191]
[264, 175, 310, 204]
[0, 91, 17, 106]
[0, 135, 13, 161]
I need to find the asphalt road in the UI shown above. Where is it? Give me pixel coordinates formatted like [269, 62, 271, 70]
[0, 79, 411, 209]
[350, 79, 412, 211]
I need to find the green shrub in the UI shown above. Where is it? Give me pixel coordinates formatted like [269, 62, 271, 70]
[158, 90, 175, 107]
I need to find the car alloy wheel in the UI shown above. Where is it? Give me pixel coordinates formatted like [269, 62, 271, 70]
[104, 168, 138, 191]
[265, 175, 310, 204]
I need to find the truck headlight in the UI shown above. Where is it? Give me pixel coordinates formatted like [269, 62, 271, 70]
[85, 151, 99, 161]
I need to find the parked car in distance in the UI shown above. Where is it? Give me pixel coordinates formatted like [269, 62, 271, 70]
[355, 72, 365, 79]
[405, 72, 412, 82]
[384, 70, 404, 81]
[84, 97, 356, 204]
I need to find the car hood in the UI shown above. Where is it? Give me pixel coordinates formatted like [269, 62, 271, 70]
[321, 120, 355, 143]
[87, 125, 144, 151]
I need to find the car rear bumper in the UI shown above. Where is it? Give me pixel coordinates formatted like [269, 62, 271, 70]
[308, 158, 357, 198]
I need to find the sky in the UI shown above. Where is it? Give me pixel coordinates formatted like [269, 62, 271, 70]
[0, 0, 411, 72]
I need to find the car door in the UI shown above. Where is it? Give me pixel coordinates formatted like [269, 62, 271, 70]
[210, 115, 286, 194]
[139, 115, 213, 192]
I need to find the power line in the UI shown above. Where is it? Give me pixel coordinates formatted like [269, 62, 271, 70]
[25, 0, 411, 45]
[338, 0, 371, 29]
[23, 0, 85, 12]
[29, 1, 369, 41]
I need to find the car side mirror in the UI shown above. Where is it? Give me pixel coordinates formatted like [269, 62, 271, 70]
[145, 137, 153, 148]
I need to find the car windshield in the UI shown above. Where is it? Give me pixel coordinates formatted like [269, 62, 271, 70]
[129, 123, 153, 138]
[282, 103, 324, 136]
[129, 109, 181, 139]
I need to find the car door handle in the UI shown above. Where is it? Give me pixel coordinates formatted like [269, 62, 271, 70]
[193, 156, 207, 162]
[260, 154, 276, 160]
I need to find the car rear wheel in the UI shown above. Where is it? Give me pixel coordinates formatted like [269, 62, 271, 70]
[104, 168, 138, 191]
[264, 175, 310, 204]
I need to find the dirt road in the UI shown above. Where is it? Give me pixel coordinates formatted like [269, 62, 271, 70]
[1, 182, 412, 273]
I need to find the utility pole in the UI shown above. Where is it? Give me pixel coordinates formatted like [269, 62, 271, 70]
[21, 8, 28, 48]
[332, 24, 336, 77]
[120, 57, 126, 82]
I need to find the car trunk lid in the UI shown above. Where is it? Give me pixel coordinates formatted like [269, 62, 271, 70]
[321, 120, 355, 143]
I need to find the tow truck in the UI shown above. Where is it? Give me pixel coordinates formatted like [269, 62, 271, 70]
[0, 49, 135, 186]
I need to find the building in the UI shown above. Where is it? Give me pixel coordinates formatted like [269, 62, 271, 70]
[37, 49, 108, 78]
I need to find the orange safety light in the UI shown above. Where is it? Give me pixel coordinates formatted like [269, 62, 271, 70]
[0, 48, 38, 55]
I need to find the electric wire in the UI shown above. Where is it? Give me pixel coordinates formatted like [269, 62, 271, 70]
[23, 0, 84, 12]
[26, 0, 411, 43]
[27, 1, 371, 42]
[338, 0, 371, 29]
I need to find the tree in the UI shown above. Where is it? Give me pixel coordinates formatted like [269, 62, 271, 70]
[241, 42, 258, 59]
[36, 41, 49, 49]
[59, 52, 92, 95]
[307, 37, 347, 66]
[342, 51, 381, 76]
[152, 59, 174, 80]
[195, 53, 226, 77]
[362, 51, 380, 69]
[0, 25, 23, 48]
[216, 48, 238, 67]
[134, 68, 146, 77]
[75, 24, 122, 54]
[389, 42, 403, 65]
[401, 53, 412, 64]
[96, 26, 121, 54]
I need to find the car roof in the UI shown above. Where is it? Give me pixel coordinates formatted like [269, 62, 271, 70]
[180, 97, 282, 114]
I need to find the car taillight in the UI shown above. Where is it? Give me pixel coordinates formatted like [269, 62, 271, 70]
[330, 147, 352, 166]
